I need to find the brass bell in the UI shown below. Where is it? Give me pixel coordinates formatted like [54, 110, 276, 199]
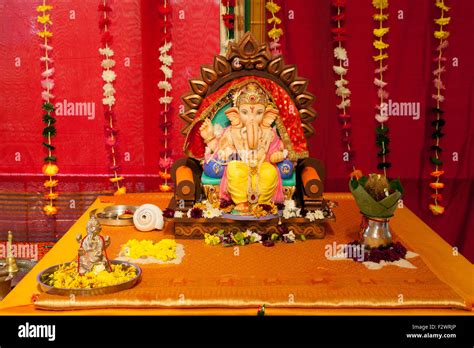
[5, 231, 18, 274]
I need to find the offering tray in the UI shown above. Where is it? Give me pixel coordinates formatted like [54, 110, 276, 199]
[37, 260, 141, 296]
[95, 205, 138, 226]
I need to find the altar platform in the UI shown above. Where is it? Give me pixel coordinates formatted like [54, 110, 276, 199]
[0, 193, 472, 316]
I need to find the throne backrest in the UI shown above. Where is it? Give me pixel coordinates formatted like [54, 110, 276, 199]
[180, 32, 317, 162]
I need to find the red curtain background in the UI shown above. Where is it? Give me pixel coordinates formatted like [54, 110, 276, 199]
[0, 1, 472, 261]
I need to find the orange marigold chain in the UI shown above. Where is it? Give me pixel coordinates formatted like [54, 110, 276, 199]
[372, 0, 391, 176]
[330, 0, 360, 179]
[428, 0, 451, 215]
[37, 1, 59, 216]
[98, 0, 125, 195]
[157, 0, 174, 192]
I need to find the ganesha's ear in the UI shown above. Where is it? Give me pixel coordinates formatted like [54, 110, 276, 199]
[224, 106, 241, 126]
[224, 106, 239, 120]
[263, 106, 279, 123]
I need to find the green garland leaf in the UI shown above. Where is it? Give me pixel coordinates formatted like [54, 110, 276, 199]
[42, 142, 55, 150]
[376, 134, 390, 146]
[430, 145, 442, 152]
[377, 162, 392, 170]
[377, 148, 390, 157]
[44, 155, 57, 162]
[430, 157, 443, 166]
[42, 126, 56, 137]
[431, 119, 445, 127]
[42, 102, 55, 112]
[432, 130, 444, 138]
[375, 125, 389, 135]
[42, 114, 56, 124]
[431, 107, 444, 114]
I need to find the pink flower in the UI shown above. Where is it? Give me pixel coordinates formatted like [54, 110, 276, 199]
[41, 79, 54, 90]
[433, 78, 445, 90]
[377, 88, 389, 99]
[432, 94, 445, 102]
[159, 157, 173, 170]
[374, 65, 388, 74]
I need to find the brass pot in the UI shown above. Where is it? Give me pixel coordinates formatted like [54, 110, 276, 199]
[0, 270, 13, 300]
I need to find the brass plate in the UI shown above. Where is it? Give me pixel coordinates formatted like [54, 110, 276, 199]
[37, 260, 141, 297]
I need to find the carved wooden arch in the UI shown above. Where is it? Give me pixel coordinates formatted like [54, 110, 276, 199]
[180, 32, 317, 138]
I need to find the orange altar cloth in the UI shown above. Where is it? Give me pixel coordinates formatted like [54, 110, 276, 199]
[0, 193, 472, 315]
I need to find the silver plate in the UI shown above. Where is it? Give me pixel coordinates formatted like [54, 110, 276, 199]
[95, 205, 138, 226]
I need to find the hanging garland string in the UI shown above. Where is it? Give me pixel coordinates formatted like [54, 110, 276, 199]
[372, 0, 391, 175]
[37, 1, 59, 216]
[221, 0, 235, 50]
[428, 0, 451, 215]
[98, 0, 125, 195]
[331, 0, 360, 177]
[157, 0, 174, 192]
[266, 0, 283, 55]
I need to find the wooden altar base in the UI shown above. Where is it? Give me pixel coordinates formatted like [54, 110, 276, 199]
[171, 215, 335, 239]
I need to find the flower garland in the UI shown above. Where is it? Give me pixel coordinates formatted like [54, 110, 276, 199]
[37, 2, 59, 216]
[204, 227, 305, 247]
[266, 0, 283, 55]
[428, 0, 451, 216]
[372, 0, 391, 175]
[158, 0, 174, 192]
[98, 0, 125, 195]
[331, 0, 358, 176]
[221, 0, 235, 50]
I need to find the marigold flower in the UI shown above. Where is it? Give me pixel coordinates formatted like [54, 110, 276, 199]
[36, 5, 53, 12]
[429, 204, 445, 215]
[372, 0, 388, 9]
[429, 182, 445, 189]
[265, 2, 281, 13]
[37, 30, 53, 38]
[43, 204, 58, 216]
[44, 179, 58, 188]
[268, 27, 283, 40]
[435, 17, 450, 26]
[37, 14, 52, 25]
[109, 176, 124, 183]
[373, 40, 389, 50]
[42, 163, 59, 176]
[430, 170, 445, 177]
[373, 27, 389, 37]
[45, 192, 59, 200]
[434, 30, 450, 40]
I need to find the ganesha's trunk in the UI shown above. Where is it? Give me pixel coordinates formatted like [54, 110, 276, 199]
[246, 121, 259, 150]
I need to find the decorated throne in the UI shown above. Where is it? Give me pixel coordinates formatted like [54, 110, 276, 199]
[170, 33, 331, 238]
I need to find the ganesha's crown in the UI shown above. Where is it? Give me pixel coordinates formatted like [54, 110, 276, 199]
[233, 82, 269, 107]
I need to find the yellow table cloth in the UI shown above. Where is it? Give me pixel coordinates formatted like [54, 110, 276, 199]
[0, 193, 472, 315]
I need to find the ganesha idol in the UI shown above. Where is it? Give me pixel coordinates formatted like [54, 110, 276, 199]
[199, 83, 286, 213]
[170, 32, 326, 217]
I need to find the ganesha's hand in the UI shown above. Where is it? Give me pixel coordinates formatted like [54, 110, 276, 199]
[270, 151, 285, 164]
[199, 119, 214, 142]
